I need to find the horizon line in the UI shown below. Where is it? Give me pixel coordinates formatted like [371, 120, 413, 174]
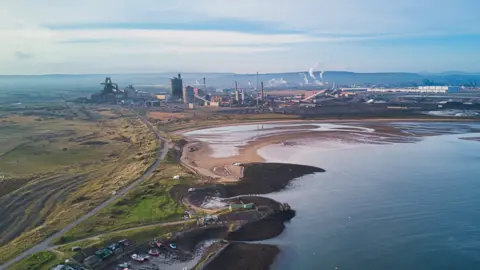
[1, 70, 479, 77]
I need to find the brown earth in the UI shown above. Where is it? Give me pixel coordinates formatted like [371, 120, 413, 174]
[224, 162, 325, 197]
[203, 243, 280, 270]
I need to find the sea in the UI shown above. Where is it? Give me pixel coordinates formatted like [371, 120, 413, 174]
[185, 122, 480, 270]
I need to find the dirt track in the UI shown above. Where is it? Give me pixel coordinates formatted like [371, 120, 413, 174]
[0, 173, 93, 245]
[0, 115, 168, 270]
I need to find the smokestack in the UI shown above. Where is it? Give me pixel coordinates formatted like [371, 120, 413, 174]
[203, 77, 207, 92]
[241, 89, 245, 104]
[235, 81, 239, 102]
[261, 81, 264, 101]
[256, 72, 259, 91]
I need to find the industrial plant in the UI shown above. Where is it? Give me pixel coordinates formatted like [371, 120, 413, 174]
[75, 71, 479, 118]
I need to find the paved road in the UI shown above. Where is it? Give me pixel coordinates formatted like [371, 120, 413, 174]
[0, 115, 168, 270]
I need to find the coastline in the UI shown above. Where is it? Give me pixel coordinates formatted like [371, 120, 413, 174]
[176, 120, 480, 270]
[171, 117, 480, 136]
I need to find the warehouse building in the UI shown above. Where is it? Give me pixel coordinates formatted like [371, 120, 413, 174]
[417, 86, 460, 93]
[368, 86, 461, 94]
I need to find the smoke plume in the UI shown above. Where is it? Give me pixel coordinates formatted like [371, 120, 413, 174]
[308, 62, 318, 80]
[268, 78, 287, 87]
[303, 73, 309, 84]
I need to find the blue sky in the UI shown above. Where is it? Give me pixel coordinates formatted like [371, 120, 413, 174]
[1, 0, 479, 74]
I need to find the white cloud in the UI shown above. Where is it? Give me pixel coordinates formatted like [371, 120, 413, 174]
[1, 0, 479, 74]
[5, 0, 478, 34]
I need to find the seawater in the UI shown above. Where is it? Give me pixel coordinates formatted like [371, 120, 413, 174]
[259, 132, 480, 270]
[185, 123, 480, 270]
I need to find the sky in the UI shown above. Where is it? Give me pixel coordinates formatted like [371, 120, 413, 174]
[1, 0, 480, 75]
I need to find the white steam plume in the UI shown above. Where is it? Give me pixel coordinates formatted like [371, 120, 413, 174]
[308, 62, 318, 80]
[268, 78, 287, 87]
[303, 73, 309, 84]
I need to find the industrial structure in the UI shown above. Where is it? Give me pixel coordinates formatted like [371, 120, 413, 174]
[88, 77, 147, 103]
[170, 74, 183, 99]
[369, 86, 461, 94]
[182, 86, 195, 104]
[101, 77, 119, 94]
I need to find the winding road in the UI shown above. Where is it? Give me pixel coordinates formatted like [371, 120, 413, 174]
[0, 115, 168, 270]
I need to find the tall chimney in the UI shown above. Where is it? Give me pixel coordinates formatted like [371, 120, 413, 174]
[261, 81, 264, 101]
[235, 81, 239, 102]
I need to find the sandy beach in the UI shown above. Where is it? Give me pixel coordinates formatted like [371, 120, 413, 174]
[180, 120, 480, 183]
[180, 122, 415, 182]
[176, 120, 480, 270]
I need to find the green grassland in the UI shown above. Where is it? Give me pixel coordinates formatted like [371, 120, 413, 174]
[7, 251, 59, 270]
[56, 160, 195, 244]
[0, 104, 158, 264]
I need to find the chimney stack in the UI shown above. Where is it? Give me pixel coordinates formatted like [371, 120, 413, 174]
[235, 81, 239, 102]
[261, 81, 264, 101]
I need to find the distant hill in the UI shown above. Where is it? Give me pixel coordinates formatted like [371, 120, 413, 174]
[1, 71, 479, 90]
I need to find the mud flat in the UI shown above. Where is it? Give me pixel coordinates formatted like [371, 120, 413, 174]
[202, 243, 279, 270]
[178, 121, 480, 270]
[225, 162, 324, 197]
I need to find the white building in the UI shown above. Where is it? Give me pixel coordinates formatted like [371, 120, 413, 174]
[368, 86, 461, 94]
[340, 87, 370, 93]
[417, 86, 460, 93]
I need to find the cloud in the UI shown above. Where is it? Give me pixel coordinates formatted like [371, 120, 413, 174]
[1, 0, 479, 74]
[14, 51, 33, 59]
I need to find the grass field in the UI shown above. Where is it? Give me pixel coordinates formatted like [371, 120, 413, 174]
[7, 251, 58, 270]
[0, 104, 158, 264]
[55, 160, 195, 244]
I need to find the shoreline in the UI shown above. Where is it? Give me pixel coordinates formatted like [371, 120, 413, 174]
[171, 117, 480, 135]
[176, 120, 480, 270]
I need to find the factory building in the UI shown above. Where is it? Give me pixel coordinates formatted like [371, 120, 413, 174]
[170, 74, 183, 99]
[210, 92, 232, 105]
[339, 87, 369, 93]
[417, 86, 460, 93]
[124, 85, 137, 98]
[369, 86, 461, 94]
[182, 86, 195, 104]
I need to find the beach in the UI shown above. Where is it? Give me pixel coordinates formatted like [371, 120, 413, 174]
[180, 120, 480, 182]
[178, 120, 480, 270]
